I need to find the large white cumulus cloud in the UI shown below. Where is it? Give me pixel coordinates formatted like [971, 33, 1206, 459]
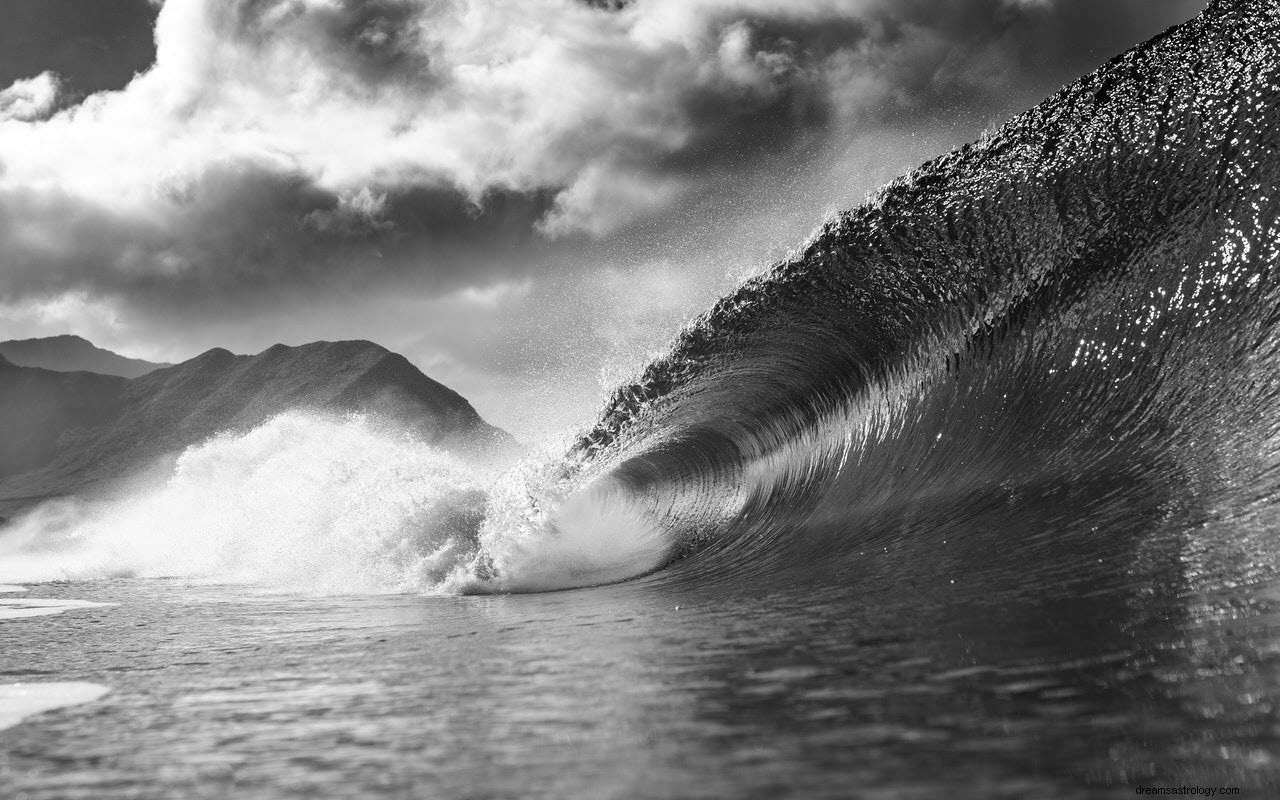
[0, 0, 1207, 434]
[0, 0, 1204, 304]
[0, 72, 64, 122]
[0, 0, 900, 310]
[0, 0, 876, 237]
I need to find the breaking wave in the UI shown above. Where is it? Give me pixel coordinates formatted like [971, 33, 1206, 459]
[0, 413, 487, 592]
[5, 1, 1280, 597]
[0, 412, 670, 594]
[496, 0, 1280, 593]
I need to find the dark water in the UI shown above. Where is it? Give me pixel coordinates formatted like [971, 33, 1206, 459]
[2, 568, 1279, 799]
[5, 1, 1280, 796]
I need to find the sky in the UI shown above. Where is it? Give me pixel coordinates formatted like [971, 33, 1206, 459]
[0, 0, 1207, 437]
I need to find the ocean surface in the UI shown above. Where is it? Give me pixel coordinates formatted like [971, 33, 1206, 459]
[5, 0, 1280, 796]
[3, 567, 1280, 799]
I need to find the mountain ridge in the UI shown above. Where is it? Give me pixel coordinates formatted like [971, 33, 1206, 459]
[0, 334, 172, 378]
[0, 338, 514, 519]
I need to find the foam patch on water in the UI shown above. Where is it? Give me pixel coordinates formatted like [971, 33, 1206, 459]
[0, 585, 25, 593]
[0, 597, 115, 621]
[0, 683, 110, 731]
[0, 413, 672, 595]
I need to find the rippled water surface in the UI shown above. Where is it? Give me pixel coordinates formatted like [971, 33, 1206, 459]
[3, 555, 1280, 799]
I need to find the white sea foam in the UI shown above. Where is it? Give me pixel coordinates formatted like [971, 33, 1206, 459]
[0, 585, 25, 593]
[0, 413, 488, 594]
[0, 683, 110, 732]
[455, 455, 670, 593]
[0, 597, 115, 621]
[0, 412, 670, 595]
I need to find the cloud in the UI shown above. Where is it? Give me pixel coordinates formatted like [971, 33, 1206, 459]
[0, 0, 1208, 430]
[0, 1, 1205, 278]
[0, 72, 63, 121]
[0, 1, 158, 96]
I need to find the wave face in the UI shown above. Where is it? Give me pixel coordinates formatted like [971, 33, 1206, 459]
[509, 0, 1280, 591]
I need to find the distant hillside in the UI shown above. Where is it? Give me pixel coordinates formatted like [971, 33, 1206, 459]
[0, 356, 127, 479]
[0, 340, 514, 518]
[0, 335, 171, 378]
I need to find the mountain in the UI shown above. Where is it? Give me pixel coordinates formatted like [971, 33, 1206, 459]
[0, 356, 127, 480]
[0, 340, 513, 519]
[0, 334, 171, 378]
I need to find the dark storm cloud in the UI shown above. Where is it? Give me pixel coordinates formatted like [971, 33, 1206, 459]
[996, 0, 1208, 81]
[578, 0, 633, 10]
[0, 163, 557, 313]
[881, 0, 1207, 97]
[539, 0, 1209, 216]
[225, 0, 440, 88]
[0, 0, 1209, 248]
[0, 0, 1209, 430]
[652, 0, 1207, 171]
[0, 0, 158, 95]
[651, 17, 871, 173]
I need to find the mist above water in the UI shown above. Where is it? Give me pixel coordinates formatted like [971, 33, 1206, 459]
[0, 413, 483, 593]
[0, 412, 671, 595]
